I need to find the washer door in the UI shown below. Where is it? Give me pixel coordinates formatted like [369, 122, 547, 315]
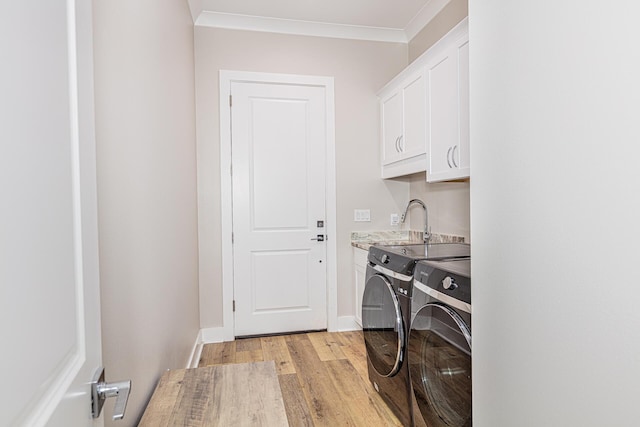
[362, 273, 404, 377]
[409, 302, 471, 427]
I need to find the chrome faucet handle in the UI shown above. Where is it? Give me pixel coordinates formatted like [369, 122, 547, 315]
[424, 227, 432, 242]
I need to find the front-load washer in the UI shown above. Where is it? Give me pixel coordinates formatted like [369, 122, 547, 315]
[409, 258, 472, 427]
[362, 243, 470, 426]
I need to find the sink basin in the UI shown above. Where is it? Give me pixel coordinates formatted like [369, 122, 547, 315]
[375, 242, 470, 260]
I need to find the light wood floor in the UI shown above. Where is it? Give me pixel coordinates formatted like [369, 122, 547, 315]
[198, 331, 403, 427]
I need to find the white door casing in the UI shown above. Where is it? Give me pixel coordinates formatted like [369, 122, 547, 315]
[220, 71, 337, 340]
[0, 0, 103, 426]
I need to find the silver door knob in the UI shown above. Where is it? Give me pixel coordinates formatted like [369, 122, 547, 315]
[91, 367, 132, 420]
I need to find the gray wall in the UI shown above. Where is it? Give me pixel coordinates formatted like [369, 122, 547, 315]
[471, 1, 640, 425]
[408, 0, 468, 63]
[92, 1, 200, 425]
[407, 1, 470, 241]
[194, 27, 409, 328]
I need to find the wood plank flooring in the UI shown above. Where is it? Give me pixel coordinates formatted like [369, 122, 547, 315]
[139, 361, 289, 427]
[198, 331, 403, 427]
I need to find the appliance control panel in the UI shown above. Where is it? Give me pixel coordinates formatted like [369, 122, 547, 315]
[442, 276, 458, 290]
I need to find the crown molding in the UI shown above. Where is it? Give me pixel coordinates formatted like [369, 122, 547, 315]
[405, 0, 452, 41]
[191, 1, 452, 43]
[187, 0, 203, 24]
[194, 11, 408, 43]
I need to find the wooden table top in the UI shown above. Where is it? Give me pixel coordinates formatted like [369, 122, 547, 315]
[139, 361, 289, 426]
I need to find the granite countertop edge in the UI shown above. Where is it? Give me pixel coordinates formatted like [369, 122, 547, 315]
[351, 230, 466, 251]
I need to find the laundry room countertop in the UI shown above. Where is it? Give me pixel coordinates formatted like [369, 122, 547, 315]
[351, 230, 465, 251]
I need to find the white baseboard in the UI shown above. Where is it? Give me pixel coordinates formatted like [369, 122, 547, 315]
[200, 326, 226, 343]
[186, 330, 202, 369]
[337, 316, 362, 332]
[188, 321, 360, 368]
[186, 327, 227, 368]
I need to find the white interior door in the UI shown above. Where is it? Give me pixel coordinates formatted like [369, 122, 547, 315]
[231, 80, 328, 337]
[0, 1, 103, 425]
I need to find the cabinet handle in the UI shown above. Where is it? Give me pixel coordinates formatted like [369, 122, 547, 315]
[394, 136, 400, 152]
[398, 135, 404, 152]
[452, 145, 459, 168]
[446, 146, 453, 168]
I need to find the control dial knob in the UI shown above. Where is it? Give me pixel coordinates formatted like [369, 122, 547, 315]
[381, 254, 390, 264]
[442, 276, 458, 290]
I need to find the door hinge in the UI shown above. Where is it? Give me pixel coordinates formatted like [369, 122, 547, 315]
[231, 232, 234, 244]
[229, 94, 232, 107]
[233, 300, 236, 312]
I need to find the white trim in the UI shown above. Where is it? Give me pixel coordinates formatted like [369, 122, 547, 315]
[219, 70, 338, 340]
[187, 0, 203, 24]
[191, 2, 454, 43]
[338, 316, 362, 332]
[325, 78, 338, 333]
[405, 0, 452, 42]
[219, 71, 235, 343]
[186, 330, 203, 369]
[195, 11, 407, 43]
[186, 327, 226, 369]
[200, 327, 227, 344]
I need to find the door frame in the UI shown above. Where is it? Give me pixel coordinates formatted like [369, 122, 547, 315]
[219, 70, 337, 341]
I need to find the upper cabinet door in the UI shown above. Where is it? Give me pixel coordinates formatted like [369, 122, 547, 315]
[381, 90, 404, 165]
[402, 72, 427, 159]
[379, 70, 427, 178]
[427, 33, 470, 183]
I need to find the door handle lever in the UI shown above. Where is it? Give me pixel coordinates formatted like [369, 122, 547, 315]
[311, 234, 325, 241]
[91, 367, 132, 420]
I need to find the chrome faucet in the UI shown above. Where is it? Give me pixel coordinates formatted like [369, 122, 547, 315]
[400, 199, 431, 243]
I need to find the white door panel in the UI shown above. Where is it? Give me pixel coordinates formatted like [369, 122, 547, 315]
[1, 1, 103, 425]
[252, 250, 311, 310]
[231, 81, 327, 337]
[250, 97, 309, 230]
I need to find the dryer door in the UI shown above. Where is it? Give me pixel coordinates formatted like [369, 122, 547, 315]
[362, 273, 404, 377]
[409, 302, 472, 427]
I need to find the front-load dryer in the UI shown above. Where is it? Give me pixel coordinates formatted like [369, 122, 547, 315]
[409, 258, 472, 427]
[363, 243, 470, 426]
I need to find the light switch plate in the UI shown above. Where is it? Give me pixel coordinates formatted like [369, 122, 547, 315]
[354, 209, 371, 222]
[390, 214, 399, 226]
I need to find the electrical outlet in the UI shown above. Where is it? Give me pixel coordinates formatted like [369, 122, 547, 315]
[390, 214, 399, 226]
[354, 209, 371, 222]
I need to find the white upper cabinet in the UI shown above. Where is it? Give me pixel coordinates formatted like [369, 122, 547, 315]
[377, 18, 469, 181]
[427, 31, 470, 182]
[379, 69, 427, 178]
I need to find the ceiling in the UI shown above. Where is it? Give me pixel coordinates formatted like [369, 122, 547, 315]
[187, 0, 452, 43]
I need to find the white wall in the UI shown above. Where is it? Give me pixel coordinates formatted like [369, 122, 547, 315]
[195, 27, 408, 328]
[471, 2, 640, 425]
[92, 1, 200, 425]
